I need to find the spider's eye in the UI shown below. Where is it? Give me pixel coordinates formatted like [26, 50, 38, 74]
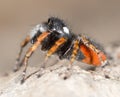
[48, 18, 55, 30]
[63, 27, 69, 34]
[48, 18, 50, 23]
[48, 19, 53, 25]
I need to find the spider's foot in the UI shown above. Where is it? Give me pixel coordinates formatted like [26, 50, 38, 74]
[20, 72, 26, 84]
[36, 68, 46, 78]
[13, 61, 23, 72]
[36, 74, 42, 78]
[20, 78, 25, 84]
[59, 71, 72, 80]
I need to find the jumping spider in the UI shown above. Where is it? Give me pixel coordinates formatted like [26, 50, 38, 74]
[14, 17, 107, 83]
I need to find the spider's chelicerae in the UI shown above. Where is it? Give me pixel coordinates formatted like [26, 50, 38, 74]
[14, 17, 107, 83]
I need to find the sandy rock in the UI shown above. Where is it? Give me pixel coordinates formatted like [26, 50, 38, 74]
[0, 61, 120, 97]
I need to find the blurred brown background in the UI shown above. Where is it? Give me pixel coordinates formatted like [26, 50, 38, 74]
[0, 0, 120, 74]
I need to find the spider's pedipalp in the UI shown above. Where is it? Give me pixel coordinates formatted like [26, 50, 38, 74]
[29, 24, 48, 39]
[30, 23, 48, 44]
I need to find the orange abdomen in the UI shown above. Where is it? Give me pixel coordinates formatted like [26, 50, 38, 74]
[80, 44, 107, 66]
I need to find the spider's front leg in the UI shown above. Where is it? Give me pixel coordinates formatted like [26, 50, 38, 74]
[21, 32, 49, 84]
[14, 35, 30, 72]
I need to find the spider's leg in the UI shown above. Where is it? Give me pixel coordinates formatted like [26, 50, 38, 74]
[21, 32, 49, 83]
[14, 36, 30, 72]
[58, 40, 80, 80]
[21, 37, 66, 83]
[58, 40, 79, 79]
[38, 37, 66, 77]
[46, 37, 67, 59]
[70, 40, 79, 64]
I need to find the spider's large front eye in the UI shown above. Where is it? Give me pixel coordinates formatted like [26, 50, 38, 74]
[48, 19, 54, 30]
[48, 18, 50, 24]
[63, 27, 69, 34]
[48, 19, 53, 25]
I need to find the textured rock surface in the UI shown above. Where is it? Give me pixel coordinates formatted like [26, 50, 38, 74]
[0, 44, 120, 97]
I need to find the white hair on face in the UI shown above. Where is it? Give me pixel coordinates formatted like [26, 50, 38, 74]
[56, 27, 70, 35]
[29, 24, 47, 38]
[63, 27, 69, 34]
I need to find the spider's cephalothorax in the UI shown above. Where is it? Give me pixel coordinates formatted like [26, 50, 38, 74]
[14, 17, 107, 83]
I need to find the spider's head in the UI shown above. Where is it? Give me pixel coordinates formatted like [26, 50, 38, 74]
[47, 17, 70, 35]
